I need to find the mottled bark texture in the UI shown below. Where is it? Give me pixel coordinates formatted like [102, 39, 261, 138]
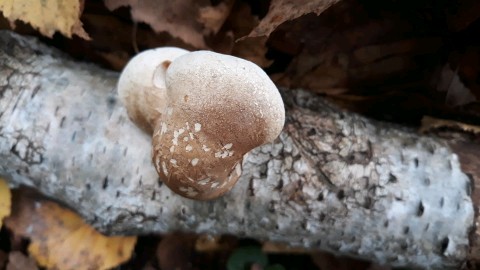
[0, 31, 475, 269]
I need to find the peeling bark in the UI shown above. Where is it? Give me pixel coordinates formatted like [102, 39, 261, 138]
[0, 31, 476, 269]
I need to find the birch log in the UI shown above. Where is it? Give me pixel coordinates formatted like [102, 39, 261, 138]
[0, 31, 477, 269]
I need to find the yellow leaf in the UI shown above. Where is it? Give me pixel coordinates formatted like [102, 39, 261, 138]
[5, 192, 136, 270]
[0, 178, 11, 227]
[0, 0, 90, 39]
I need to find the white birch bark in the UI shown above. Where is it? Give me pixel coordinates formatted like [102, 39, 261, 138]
[0, 31, 475, 269]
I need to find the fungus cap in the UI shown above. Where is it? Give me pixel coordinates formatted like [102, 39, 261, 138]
[117, 47, 189, 133]
[151, 51, 285, 200]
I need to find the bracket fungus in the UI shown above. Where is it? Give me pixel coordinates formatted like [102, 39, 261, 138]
[117, 48, 285, 200]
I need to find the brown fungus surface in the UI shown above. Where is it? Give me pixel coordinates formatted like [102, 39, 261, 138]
[119, 49, 285, 200]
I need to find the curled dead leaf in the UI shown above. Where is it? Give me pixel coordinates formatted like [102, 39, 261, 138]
[248, 0, 340, 38]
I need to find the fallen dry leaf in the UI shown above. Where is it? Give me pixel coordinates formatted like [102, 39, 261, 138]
[195, 235, 223, 252]
[448, 48, 480, 101]
[4, 191, 137, 270]
[157, 233, 197, 270]
[0, 250, 7, 269]
[433, 64, 476, 107]
[198, 1, 234, 35]
[194, 234, 238, 253]
[104, 0, 212, 48]
[97, 51, 131, 71]
[233, 36, 272, 67]
[248, 0, 340, 38]
[420, 116, 480, 135]
[311, 251, 371, 270]
[0, 0, 89, 39]
[353, 37, 443, 64]
[268, 0, 446, 100]
[447, 0, 480, 31]
[227, 2, 272, 67]
[72, 13, 193, 71]
[262, 242, 311, 254]
[0, 178, 11, 228]
[6, 252, 38, 270]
